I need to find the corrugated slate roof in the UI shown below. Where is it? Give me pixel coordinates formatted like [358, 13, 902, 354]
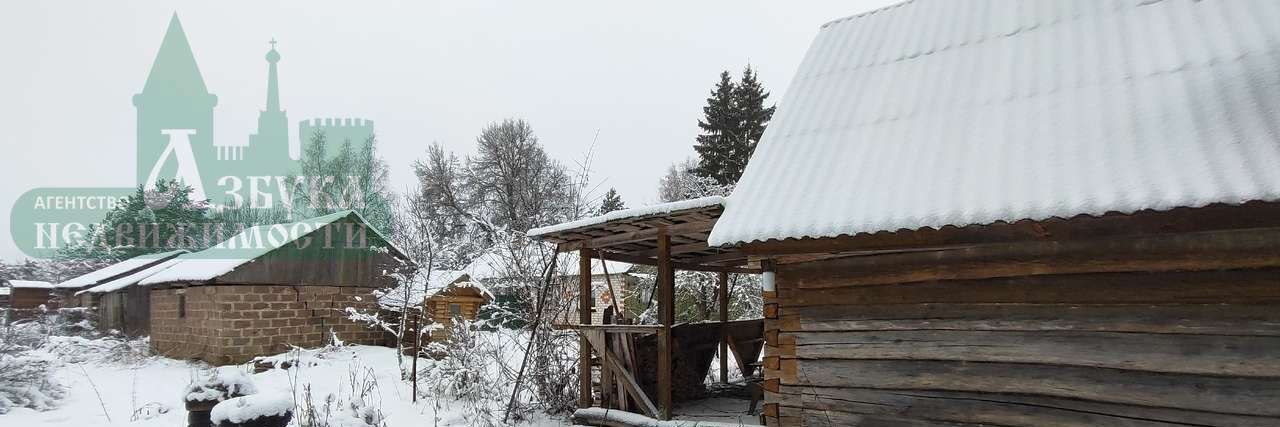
[710, 0, 1280, 245]
[55, 250, 187, 289]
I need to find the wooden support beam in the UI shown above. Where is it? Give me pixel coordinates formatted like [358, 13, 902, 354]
[578, 248, 593, 408]
[634, 241, 711, 258]
[555, 220, 716, 252]
[595, 250, 761, 274]
[555, 324, 664, 333]
[718, 271, 729, 384]
[656, 229, 674, 420]
[684, 250, 753, 266]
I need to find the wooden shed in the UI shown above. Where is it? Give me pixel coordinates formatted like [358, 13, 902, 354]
[703, 1, 1280, 425]
[422, 277, 494, 341]
[3, 279, 56, 318]
[70, 251, 187, 336]
[138, 210, 408, 364]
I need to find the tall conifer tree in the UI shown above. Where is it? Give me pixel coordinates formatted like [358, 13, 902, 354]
[692, 67, 775, 187]
[693, 71, 740, 186]
[733, 66, 776, 176]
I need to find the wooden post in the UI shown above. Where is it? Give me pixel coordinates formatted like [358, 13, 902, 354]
[411, 305, 421, 401]
[717, 271, 729, 383]
[657, 229, 674, 420]
[579, 248, 594, 408]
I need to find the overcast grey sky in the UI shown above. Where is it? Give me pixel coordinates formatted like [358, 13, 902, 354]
[0, 0, 899, 261]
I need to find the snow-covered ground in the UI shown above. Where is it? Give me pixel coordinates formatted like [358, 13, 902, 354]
[3, 336, 569, 426]
[2, 315, 760, 427]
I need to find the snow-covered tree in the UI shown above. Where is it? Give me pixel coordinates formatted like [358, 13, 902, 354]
[596, 188, 625, 215]
[291, 131, 395, 233]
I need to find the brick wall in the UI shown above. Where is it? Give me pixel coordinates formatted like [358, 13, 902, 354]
[152, 285, 384, 365]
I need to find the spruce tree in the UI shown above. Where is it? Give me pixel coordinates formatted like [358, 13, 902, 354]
[733, 65, 776, 176]
[692, 71, 740, 186]
[692, 67, 774, 187]
[597, 188, 626, 215]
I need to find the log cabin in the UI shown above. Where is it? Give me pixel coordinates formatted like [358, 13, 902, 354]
[2, 279, 56, 317]
[422, 276, 494, 341]
[379, 270, 494, 343]
[699, 1, 1280, 425]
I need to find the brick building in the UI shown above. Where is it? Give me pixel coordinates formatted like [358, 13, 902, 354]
[138, 210, 406, 364]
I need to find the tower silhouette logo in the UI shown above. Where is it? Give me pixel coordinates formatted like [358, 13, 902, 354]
[9, 12, 376, 258]
[134, 13, 298, 207]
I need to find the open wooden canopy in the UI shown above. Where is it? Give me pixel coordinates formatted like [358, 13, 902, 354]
[527, 198, 764, 420]
[530, 201, 759, 274]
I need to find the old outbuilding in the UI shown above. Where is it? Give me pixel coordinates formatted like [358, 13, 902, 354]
[53, 252, 177, 309]
[70, 250, 188, 335]
[421, 274, 494, 341]
[139, 210, 407, 364]
[2, 279, 56, 317]
[702, 1, 1280, 425]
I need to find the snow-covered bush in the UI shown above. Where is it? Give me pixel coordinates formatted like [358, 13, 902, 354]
[0, 352, 66, 414]
[418, 320, 505, 426]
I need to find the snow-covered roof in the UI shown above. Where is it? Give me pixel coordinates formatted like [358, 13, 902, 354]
[78, 257, 186, 295]
[463, 248, 634, 281]
[6, 280, 54, 289]
[709, 0, 1280, 246]
[140, 210, 402, 285]
[54, 250, 187, 289]
[434, 280, 495, 301]
[0, 287, 10, 296]
[378, 270, 477, 308]
[527, 196, 724, 237]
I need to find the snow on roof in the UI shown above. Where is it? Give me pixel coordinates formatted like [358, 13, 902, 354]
[54, 250, 187, 289]
[527, 196, 724, 237]
[78, 257, 186, 295]
[6, 280, 54, 289]
[140, 210, 400, 285]
[463, 248, 634, 281]
[378, 269, 473, 308]
[709, 0, 1280, 246]
[0, 287, 10, 296]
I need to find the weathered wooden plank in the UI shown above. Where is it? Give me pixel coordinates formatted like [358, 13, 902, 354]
[584, 331, 659, 418]
[718, 271, 729, 384]
[781, 303, 1280, 336]
[777, 269, 1280, 307]
[791, 329, 1280, 376]
[554, 220, 716, 252]
[779, 386, 1280, 427]
[656, 231, 673, 420]
[578, 248, 593, 408]
[792, 359, 1280, 417]
[778, 228, 1280, 288]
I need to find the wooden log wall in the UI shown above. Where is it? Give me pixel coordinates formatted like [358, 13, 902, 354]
[761, 226, 1280, 427]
